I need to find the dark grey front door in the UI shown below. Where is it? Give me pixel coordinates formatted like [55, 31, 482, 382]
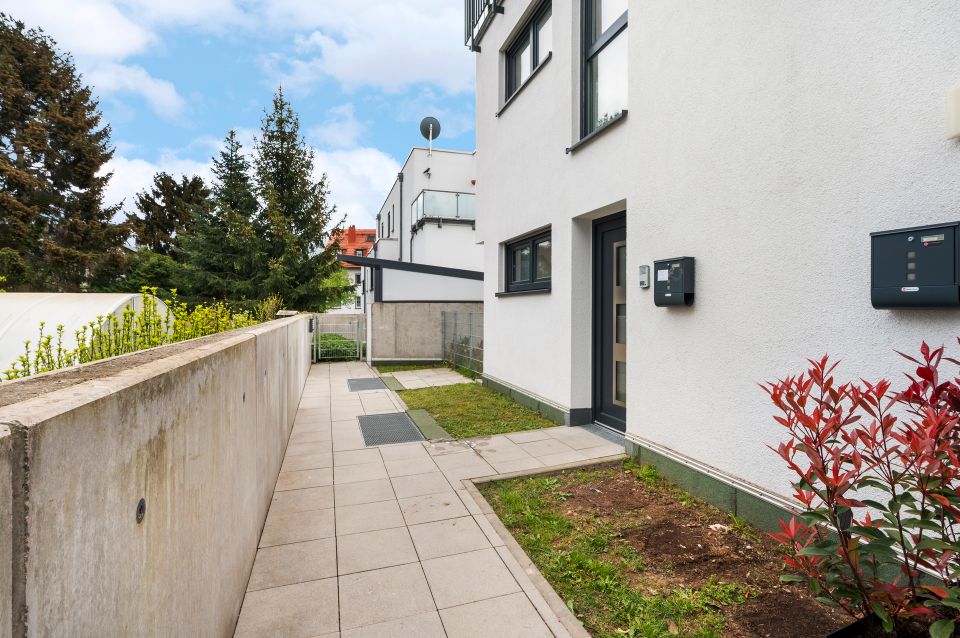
[593, 214, 626, 431]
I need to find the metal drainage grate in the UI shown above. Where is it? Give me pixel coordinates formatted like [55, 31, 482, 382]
[358, 413, 425, 446]
[347, 378, 387, 392]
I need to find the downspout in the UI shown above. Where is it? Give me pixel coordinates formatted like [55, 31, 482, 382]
[397, 172, 404, 262]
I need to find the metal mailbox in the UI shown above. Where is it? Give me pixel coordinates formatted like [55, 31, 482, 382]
[871, 222, 960, 308]
[653, 257, 695, 306]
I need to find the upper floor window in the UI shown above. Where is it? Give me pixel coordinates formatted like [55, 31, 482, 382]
[582, 0, 627, 135]
[505, 229, 551, 292]
[505, 2, 552, 100]
[354, 249, 363, 256]
[366, 234, 375, 242]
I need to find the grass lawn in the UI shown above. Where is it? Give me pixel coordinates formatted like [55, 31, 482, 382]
[398, 383, 554, 439]
[374, 363, 442, 373]
[479, 460, 846, 638]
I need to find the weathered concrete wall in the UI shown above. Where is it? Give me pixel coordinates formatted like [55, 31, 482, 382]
[370, 302, 483, 361]
[0, 315, 310, 637]
[0, 426, 12, 638]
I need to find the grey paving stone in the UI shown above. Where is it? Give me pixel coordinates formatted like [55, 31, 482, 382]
[337, 526, 418, 575]
[390, 472, 452, 499]
[285, 440, 333, 456]
[517, 438, 575, 458]
[260, 507, 336, 547]
[281, 452, 333, 472]
[378, 442, 430, 462]
[504, 429, 556, 444]
[398, 491, 469, 525]
[421, 548, 521, 609]
[335, 462, 389, 485]
[334, 448, 382, 467]
[275, 467, 333, 491]
[338, 563, 437, 630]
[487, 456, 545, 474]
[439, 592, 552, 638]
[408, 516, 491, 561]
[235, 577, 339, 638]
[334, 478, 396, 506]
[340, 611, 444, 638]
[384, 455, 439, 478]
[247, 538, 337, 591]
[335, 499, 406, 535]
[269, 485, 334, 516]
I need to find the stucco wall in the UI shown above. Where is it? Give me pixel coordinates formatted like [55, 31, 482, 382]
[0, 315, 310, 636]
[370, 302, 483, 361]
[411, 223, 483, 271]
[475, 1, 960, 500]
[380, 269, 483, 302]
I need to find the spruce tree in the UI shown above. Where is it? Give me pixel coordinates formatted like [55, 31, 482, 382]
[179, 131, 262, 303]
[0, 14, 126, 291]
[253, 88, 351, 311]
[127, 172, 209, 258]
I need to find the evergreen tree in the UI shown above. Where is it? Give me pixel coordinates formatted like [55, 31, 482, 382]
[0, 14, 126, 291]
[127, 172, 209, 258]
[179, 131, 262, 303]
[253, 88, 351, 311]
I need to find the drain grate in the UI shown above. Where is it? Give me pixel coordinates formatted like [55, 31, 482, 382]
[358, 412, 425, 446]
[347, 378, 387, 392]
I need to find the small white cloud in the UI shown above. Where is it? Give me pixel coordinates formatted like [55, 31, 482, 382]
[308, 104, 365, 149]
[102, 151, 213, 220]
[314, 147, 400, 228]
[86, 63, 188, 122]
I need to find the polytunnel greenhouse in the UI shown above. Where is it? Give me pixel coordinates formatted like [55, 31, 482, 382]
[0, 292, 168, 374]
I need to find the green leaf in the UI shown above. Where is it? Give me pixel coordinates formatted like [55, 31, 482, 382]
[860, 499, 890, 512]
[930, 619, 955, 638]
[778, 574, 807, 584]
[816, 596, 840, 607]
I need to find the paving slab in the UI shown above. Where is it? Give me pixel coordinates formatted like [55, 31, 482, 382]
[237, 362, 621, 638]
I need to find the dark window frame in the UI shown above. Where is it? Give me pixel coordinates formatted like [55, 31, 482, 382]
[580, 0, 628, 137]
[505, 1, 552, 101]
[505, 229, 552, 292]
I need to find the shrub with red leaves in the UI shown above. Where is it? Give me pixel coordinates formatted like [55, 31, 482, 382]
[764, 341, 960, 638]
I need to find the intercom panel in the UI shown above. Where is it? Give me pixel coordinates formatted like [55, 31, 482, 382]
[871, 222, 960, 308]
[653, 257, 695, 306]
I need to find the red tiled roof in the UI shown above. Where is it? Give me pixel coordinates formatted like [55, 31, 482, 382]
[329, 225, 376, 269]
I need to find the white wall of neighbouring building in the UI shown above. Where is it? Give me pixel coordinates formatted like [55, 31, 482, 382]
[474, 0, 960, 501]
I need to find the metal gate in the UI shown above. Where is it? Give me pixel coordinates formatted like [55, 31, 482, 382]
[312, 314, 366, 362]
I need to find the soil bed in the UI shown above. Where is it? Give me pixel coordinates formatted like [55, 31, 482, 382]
[479, 460, 850, 638]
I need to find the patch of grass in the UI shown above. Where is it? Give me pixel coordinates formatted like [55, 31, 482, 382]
[398, 383, 554, 439]
[480, 463, 752, 638]
[374, 363, 442, 373]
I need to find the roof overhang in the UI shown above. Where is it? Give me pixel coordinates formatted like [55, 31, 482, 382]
[336, 254, 483, 281]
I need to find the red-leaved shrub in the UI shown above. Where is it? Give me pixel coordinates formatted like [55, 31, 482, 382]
[764, 341, 960, 638]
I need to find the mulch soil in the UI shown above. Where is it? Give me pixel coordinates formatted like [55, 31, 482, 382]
[555, 464, 852, 637]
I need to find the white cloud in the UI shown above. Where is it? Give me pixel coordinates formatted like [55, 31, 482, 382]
[314, 147, 400, 228]
[262, 0, 473, 95]
[85, 63, 188, 121]
[308, 104, 365, 149]
[102, 151, 213, 218]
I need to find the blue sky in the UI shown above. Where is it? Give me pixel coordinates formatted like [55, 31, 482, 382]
[6, 0, 476, 228]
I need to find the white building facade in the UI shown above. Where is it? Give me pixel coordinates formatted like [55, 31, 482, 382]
[469, 0, 960, 522]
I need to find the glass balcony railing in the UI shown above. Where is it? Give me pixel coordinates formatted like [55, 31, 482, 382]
[411, 190, 476, 226]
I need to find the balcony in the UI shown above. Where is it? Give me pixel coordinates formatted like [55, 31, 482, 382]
[464, 0, 503, 51]
[410, 189, 476, 231]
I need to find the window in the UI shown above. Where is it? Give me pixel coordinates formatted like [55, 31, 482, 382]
[582, 0, 627, 135]
[354, 272, 361, 285]
[354, 249, 363, 256]
[387, 211, 392, 237]
[366, 234, 375, 242]
[505, 230, 551, 292]
[505, 2, 552, 100]
[354, 296, 361, 309]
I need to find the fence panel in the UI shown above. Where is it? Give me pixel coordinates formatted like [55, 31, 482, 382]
[441, 311, 483, 375]
[312, 314, 365, 362]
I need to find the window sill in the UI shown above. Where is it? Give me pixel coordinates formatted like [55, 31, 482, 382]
[565, 110, 628, 154]
[496, 52, 552, 118]
[495, 288, 551, 298]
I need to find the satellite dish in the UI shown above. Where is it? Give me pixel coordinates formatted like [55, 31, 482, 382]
[420, 116, 441, 141]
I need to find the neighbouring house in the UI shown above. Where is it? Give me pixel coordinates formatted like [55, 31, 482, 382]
[338, 147, 483, 364]
[326, 225, 376, 314]
[467, 0, 960, 526]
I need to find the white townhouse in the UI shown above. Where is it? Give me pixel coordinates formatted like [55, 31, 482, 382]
[339, 147, 485, 364]
[467, 0, 960, 525]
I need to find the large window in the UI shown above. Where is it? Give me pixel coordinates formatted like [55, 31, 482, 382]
[505, 230, 551, 292]
[583, 0, 627, 135]
[505, 2, 552, 100]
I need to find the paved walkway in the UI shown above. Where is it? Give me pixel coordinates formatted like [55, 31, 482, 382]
[234, 362, 624, 638]
[386, 367, 473, 390]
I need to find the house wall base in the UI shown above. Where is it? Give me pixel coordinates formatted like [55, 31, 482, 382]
[624, 436, 794, 532]
[482, 375, 592, 426]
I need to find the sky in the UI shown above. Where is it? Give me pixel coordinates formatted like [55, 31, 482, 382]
[5, 0, 477, 229]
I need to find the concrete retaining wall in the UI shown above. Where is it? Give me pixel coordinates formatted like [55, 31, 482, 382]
[0, 427, 12, 638]
[0, 315, 311, 637]
[369, 302, 483, 362]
